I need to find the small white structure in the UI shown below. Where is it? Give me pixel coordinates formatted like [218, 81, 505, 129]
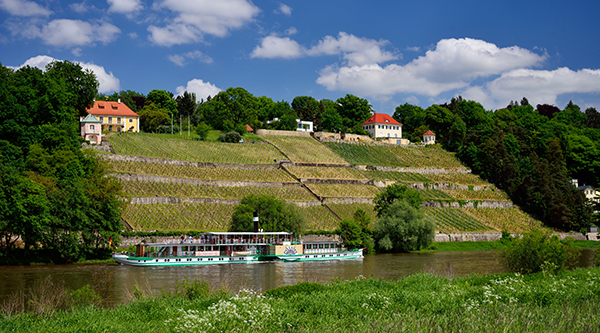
[296, 119, 313, 132]
[361, 113, 403, 141]
[423, 130, 436, 145]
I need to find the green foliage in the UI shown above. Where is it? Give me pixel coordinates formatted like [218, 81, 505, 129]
[264, 281, 326, 299]
[138, 102, 169, 132]
[175, 278, 211, 300]
[194, 122, 212, 141]
[230, 195, 306, 234]
[500, 229, 580, 274]
[373, 200, 435, 252]
[339, 208, 375, 253]
[70, 285, 102, 308]
[339, 219, 363, 249]
[336, 94, 373, 130]
[146, 89, 177, 116]
[594, 245, 600, 267]
[217, 131, 242, 143]
[374, 183, 423, 217]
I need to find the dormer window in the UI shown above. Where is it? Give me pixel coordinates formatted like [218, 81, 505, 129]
[385, 119, 389, 122]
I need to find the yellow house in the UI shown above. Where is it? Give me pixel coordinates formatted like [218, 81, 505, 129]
[84, 99, 140, 133]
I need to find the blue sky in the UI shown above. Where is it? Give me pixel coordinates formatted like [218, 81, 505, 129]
[1, 0, 599, 114]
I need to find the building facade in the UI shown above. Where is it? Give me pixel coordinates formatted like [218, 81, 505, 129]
[84, 100, 140, 133]
[423, 130, 436, 145]
[361, 113, 403, 139]
[80, 114, 102, 144]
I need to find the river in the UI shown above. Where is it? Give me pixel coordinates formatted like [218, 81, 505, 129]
[0, 250, 594, 306]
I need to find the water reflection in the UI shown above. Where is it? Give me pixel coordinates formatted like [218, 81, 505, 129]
[0, 249, 594, 306]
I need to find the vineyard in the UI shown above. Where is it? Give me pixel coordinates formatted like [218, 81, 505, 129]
[444, 189, 509, 201]
[423, 207, 494, 232]
[326, 203, 378, 225]
[300, 205, 341, 231]
[363, 170, 431, 183]
[263, 135, 348, 164]
[324, 142, 467, 169]
[121, 181, 317, 201]
[427, 173, 489, 186]
[107, 133, 284, 164]
[305, 183, 382, 198]
[461, 208, 544, 232]
[286, 166, 367, 180]
[122, 203, 235, 231]
[417, 189, 453, 200]
[108, 160, 295, 182]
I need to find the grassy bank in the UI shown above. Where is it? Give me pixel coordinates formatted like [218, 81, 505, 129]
[2, 268, 600, 332]
[422, 239, 599, 252]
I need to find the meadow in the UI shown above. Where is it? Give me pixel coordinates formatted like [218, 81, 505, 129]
[107, 133, 284, 164]
[2, 268, 600, 332]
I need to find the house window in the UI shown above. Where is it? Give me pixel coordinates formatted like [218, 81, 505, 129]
[117, 117, 121, 124]
[129, 118, 133, 123]
[99, 117, 103, 122]
[117, 127, 121, 132]
[108, 126, 112, 131]
[90, 125, 95, 131]
[108, 117, 112, 124]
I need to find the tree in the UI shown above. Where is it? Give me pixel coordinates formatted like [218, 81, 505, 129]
[230, 195, 305, 234]
[146, 89, 177, 116]
[373, 184, 423, 217]
[176, 91, 197, 119]
[339, 219, 362, 249]
[393, 103, 426, 142]
[45, 61, 99, 117]
[138, 102, 170, 132]
[197, 87, 260, 131]
[336, 94, 373, 130]
[373, 200, 435, 252]
[195, 122, 212, 141]
[217, 131, 241, 143]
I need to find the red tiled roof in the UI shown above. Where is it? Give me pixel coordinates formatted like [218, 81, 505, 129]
[245, 124, 253, 132]
[361, 113, 402, 126]
[423, 130, 435, 136]
[86, 101, 140, 117]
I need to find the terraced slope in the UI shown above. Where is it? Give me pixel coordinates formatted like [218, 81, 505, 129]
[286, 166, 368, 180]
[325, 142, 466, 169]
[263, 135, 348, 164]
[107, 133, 284, 164]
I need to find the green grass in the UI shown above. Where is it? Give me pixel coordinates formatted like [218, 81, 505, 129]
[122, 203, 236, 231]
[107, 132, 283, 164]
[424, 207, 494, 232]
[300, 205, 341, 231]
[3, 268, 600, 332]
[326, 203, 378, 225]
[424, 240, 507, 252]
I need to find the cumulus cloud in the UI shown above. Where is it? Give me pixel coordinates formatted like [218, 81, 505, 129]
[168, 50, 213, 66]
[250, 35, 304, 59]
[285, 26, 297, 35]
[70, 2, 94, 13]
[0, 0, 51, 16]
[11, 55, 120, 93]
[148, 0, 260, 46]
[463, 67, 600, 109]
[316, 38, 546, 98]
[250, 32, 397, 66]
[19, 19, 121, 47]
[107, 0, 141, 13]
[276, 3, 292, 16]
[176, 78, 221, 100]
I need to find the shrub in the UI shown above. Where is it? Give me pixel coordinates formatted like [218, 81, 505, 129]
[500, 229, 580, 274]
[594, 244, 600, 267]
[175, 278, 211, 301]
[217, 131, 242, 143]
[373, 199, 435, 252]
[195, 122, 212, 141]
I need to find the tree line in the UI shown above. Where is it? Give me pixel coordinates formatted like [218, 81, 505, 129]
[0, 61, 123, 263]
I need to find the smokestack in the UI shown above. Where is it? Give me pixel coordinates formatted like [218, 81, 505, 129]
[253, 212, 259, 232]
[118, 98, 121, 104]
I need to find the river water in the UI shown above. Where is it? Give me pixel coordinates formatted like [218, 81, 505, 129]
[0, 250, 594, 306]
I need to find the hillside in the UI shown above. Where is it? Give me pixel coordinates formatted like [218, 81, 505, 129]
[104, 132, 543, 234]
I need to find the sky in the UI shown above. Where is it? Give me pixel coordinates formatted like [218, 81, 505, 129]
[1, 0, 600, 115]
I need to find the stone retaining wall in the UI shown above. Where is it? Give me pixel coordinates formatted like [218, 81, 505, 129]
[299, 178, 373, 185]
[434, 232, 587, 242]
[255, 129, 311, 137]
[359, 165, 471, 174]
[422, 200, 513, 208]
[114, 173, 300, 188]
[82, 141, 114, 153]
[100, 154, 279, 169]
[130, 197, 241, 205]
[322, 197, 374, 204]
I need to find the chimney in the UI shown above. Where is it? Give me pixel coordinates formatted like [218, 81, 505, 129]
[253, 212, 259, 232]
[118, 98, 121, 104]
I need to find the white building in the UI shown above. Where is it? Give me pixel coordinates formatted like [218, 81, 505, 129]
[423, 130, 436, 145]
[361, 113, 403, 139]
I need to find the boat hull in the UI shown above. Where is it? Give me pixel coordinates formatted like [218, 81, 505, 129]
[112, 254, 259, 266]
[275, 249, 363, 262]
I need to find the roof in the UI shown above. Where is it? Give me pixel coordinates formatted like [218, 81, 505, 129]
[86, 100, 140, 117]
[578, 185, 595, 191]
[361, 113, 402, 126]
[423, 130, 436, 136]
[245, 124, 253, 132]
[81, 114, 101, 123]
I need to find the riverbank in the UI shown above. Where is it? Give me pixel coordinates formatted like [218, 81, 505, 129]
[1, 267, 599, 332]
[418, 239, 600, 253]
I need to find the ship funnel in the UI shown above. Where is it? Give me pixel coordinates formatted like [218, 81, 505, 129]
[253, 212, 259, 232]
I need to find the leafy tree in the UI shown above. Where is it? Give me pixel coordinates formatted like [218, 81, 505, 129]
[45, 61, 99, 117]
[336, 94, 373, 130]
[197, 87, 260, 131]
[138, 102, 170, 132]
[176, 91, 197, 120]
[195, 122, 212, 141]
[230, 195, 305, 234]
[274, 114, 298, 131]
[146, 89, 177, 116]
[339, 219, 362, 249]
[373, 184, 423, 217]
[320, 100, 343, 133]
[585, 107, 600, 129]
[536, 104, 560, 119]
[500, 229, 580, 274]
[217, 131, 242, 143]
[373, 200, 435, 252]
[393, 103, 426, 142]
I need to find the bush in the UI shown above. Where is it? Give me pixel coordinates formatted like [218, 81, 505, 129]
[217, 131, 242, 143]
[373, 199, 435, 252]
[195, 122, 212, 141]
[500, 229, 580, 274]
[594, 244, 600, 267]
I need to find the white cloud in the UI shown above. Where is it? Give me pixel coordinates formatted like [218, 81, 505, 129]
[168, 50, 213, 66]
[148, 0, 260, 46]
[107, 0, 141, 13]
[72, 47, 83, 57]
[0, 0, 51, 16]
[250, 35, 304, 59]
[463, 67, 600, 109]
[284, 26, 297, 35]
[276, 3, 292, 16]
[316, 38, 546, 98]
[11, 55, 120, 93]
[307, 32, 398, 66]
[70, 2, 92, 13]
[176, 79, 221, 100]
[26, 19, 121, 47]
